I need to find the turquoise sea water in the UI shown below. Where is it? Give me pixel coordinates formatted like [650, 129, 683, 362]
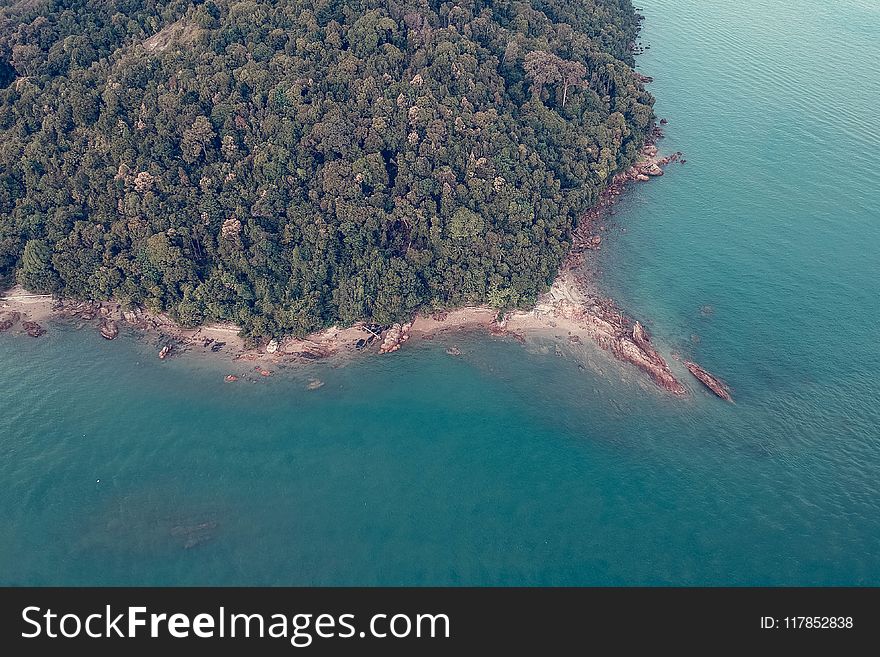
[1, 0, 879, 585]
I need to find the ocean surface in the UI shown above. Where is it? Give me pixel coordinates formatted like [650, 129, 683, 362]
[1, 0, 879, 585]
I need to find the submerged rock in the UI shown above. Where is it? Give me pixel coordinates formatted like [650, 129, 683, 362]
[684, 361, 733, 401]
[170, 520, 218, 550]
[292, 343, 333, 359]
[306, 378, 324, 390]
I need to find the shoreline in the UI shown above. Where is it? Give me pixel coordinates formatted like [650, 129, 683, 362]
[0, 136, 730, 399]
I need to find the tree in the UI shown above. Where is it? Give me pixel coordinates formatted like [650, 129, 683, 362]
[524, 51, 562, 100]
[0, 0, 655, 338]
[18, 239, 59, 292]
[182, 116, 216, 163]
[560, 60, 587, 107]
[11, 44, 41, 77]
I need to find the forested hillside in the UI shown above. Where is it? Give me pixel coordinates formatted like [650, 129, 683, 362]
[0, 0, 653, 337]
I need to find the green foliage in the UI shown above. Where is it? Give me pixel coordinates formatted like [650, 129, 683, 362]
[18, 239, 58, 292]
[0, 0, 654, 337]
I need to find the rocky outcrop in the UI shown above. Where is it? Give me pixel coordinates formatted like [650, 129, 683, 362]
[610, 324, 686, 395]
[58, 300, 101, 320]
[488, 319, 507, 336]
[684, 361, 733, 401]
[621, 149, 682, 181]
[159, 344, 172, 359]
[379, 322, 411, 354]
[122, 309, 145, 326]
[99, 319, 119, 340]
[22, 321, 45, 337]
[287, 342, 334, 359]
[488, 320, 526, 344]
[536, 277, 687, 395]
[569, 140, 683, 266]
[0, 311, 20, 331]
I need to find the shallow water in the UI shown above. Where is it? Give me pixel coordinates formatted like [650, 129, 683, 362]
[1, 0, 878, 584]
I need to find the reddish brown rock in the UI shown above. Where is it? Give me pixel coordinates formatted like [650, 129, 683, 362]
[488, 321, 507, 336]
[610, 324, 686, 395]
[631, 321, 653, 355]
[22, 321, 45, 337]
[684, 361, 733, 401]
[99, 319, 119, 340]
[0, 311, 20, 332]
[544, 292, 686, 396]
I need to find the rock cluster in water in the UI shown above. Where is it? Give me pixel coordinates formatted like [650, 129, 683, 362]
[21, 321, 45, 337]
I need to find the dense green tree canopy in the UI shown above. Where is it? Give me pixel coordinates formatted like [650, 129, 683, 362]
[0, 0, 653, 336]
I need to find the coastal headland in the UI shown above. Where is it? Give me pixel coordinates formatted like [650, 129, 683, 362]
[1, 135, 730, 400]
